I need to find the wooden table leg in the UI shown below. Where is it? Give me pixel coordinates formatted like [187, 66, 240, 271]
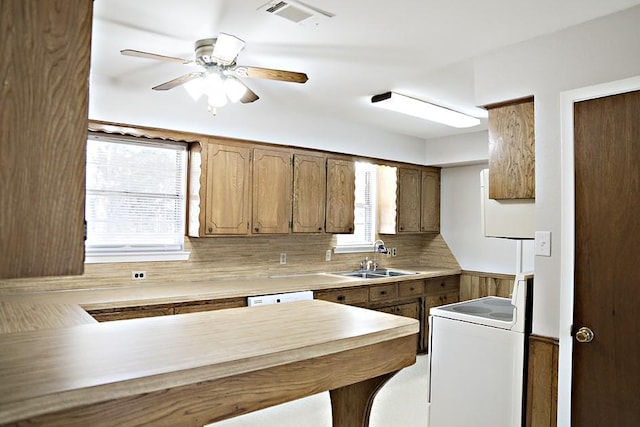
[329, 371, 398, 427]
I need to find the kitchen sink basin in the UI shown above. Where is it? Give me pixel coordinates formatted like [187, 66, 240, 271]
[334, 269, 418, 279]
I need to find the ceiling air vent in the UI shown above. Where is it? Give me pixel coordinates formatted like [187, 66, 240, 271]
[258, 0, 334, 25]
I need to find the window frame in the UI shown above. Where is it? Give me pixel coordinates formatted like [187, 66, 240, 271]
[84, 134, 190, 264]
[334, 161, 378, 254]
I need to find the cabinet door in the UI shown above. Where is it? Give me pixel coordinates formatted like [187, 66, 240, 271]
[292, 154, 326, 233]
[424, 291, 460, 350]
[420, 169, 440, 232]
[325, 158, 355, 233]
[1, 0, 92, 279]
[397, 168, 421, 232]
[487, 98, 535, 199]
[252, 147, 292, 234]
[204, 142, 250, 235]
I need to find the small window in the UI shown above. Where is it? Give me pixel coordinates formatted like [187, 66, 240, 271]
[84, 135, 189, 263]
[335, 162, 377, 252]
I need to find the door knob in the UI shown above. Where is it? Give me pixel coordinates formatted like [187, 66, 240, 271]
[575, 326, 595, 343]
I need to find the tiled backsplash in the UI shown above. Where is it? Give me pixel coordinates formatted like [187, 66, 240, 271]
[0, 234, 459, 293]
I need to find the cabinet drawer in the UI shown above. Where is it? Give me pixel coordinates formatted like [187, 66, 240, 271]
[426, 291, 460, 309]
[369, 283, 398, 302]
[398, 279, 425, 298]
[174, 298, 246, 315]
[89, 306, 173, 322]
[425, 275, 460, 295]
[314, 287, 368, 305]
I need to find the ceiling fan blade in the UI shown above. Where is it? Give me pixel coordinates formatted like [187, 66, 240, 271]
[240, 86, 259, 104]
[121, 49, 193, 65]
[233, 66, 308, 84]
[152, 73, 202, 91]
[212, 33, 245, 65]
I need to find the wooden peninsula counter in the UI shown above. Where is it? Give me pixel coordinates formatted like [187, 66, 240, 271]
[0, 299, 418, 426]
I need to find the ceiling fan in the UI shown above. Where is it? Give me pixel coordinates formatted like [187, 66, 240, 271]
[121, 33, 309, 114]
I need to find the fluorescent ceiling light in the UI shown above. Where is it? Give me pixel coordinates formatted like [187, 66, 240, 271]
[371, 92, 480, 128]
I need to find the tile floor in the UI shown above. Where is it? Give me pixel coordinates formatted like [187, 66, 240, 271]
[209, 354, 429, 427]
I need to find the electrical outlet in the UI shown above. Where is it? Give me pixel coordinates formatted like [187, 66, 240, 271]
[280, 253, 287, 265]
[391, 248, 398, 257]
[325, 249, 332, 262]
[131, 271, 146, 280]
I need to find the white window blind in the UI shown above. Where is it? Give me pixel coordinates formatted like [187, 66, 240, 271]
[85, 135, 187, 260]
[335, 162, 377, 250]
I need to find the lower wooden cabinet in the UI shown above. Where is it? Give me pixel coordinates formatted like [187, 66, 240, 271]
[88, 297, 246, 322]
[314, 275, 460, 354]
[88, 305, 174, 322]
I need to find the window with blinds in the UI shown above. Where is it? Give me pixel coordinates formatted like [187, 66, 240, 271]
[85, 135, 188, 262]
[335, 162, 377, 249]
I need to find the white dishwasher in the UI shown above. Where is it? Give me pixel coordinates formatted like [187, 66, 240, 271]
[427, 272, 533, 427]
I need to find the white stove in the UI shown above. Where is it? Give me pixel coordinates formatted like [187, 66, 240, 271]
[430, 271, 530, 332]
[427, 272, 533, 427]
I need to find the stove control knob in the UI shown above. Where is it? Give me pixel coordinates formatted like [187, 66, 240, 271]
[575, 326, 594, 343]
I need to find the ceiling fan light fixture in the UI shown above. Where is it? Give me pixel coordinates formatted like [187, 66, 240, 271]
[211, 33, 246, 65]
[183, 77, 205, 101]
[371, 91, 480, 128]
[224, 77, 247, 103]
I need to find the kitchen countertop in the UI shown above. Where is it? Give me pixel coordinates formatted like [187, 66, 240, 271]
[0, 300, 97, 334]
[0, 299, 419, 426]
[0, 266, 460, 311]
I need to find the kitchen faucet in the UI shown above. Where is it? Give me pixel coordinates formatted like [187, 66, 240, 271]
[372, 239, 388, 270]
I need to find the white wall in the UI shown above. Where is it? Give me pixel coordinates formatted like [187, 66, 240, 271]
[440, 163, 534, 274]
[424, 131, 489, 166]
[89, 81, 428, 165]
[473, 5, 640, 338]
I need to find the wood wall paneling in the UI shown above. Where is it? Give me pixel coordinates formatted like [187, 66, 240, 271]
[526, 335, 559, 427]
[459, 271, 515, 301]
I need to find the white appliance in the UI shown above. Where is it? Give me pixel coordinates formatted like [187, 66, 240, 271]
[247, 290, 313, 306]
[480, 168, 535, 239]
[427, 272, 533, 427]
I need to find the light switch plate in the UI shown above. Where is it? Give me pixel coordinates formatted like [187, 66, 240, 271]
[535, 231, 551, 257]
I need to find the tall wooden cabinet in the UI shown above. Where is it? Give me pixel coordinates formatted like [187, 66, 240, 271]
[325, 158, 355, 234]
[486, 97, 535, 200]
[0, 0, 92, 279]
[202, 141, 251, 235]
[292, 153, 326, 233]
[252, 148, 292, 234]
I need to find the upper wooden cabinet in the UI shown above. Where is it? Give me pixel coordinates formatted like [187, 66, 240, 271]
[1, 0, 92, 279]
[252, 147, 292, 234]
[397, 168, 422, 233]
[420, 169, 441, 233]
[395, 167, 441, 234]
[325, 158, 355, 234]
[486, 97, 535, 200]
[191, 140, 251, 236]
[292, 153, 326, 233]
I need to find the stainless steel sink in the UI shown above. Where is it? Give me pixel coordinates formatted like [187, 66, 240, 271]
[334, 269, 418, 279]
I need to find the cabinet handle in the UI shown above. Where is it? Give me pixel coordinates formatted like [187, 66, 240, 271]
[440, 282, 445, 287]
[208, 227, 213, 233]
[400, 227, 404, 231]
[409, 287, 415, 291]
[337, 295, 345, 302]
[380, 291, 387, 295]
[254, 227, 260, 232]
[318, 227, 323, 231]
[348, 227, 353, 232]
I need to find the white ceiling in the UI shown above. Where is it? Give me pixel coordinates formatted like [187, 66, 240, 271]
[90, 0, 640, 141]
